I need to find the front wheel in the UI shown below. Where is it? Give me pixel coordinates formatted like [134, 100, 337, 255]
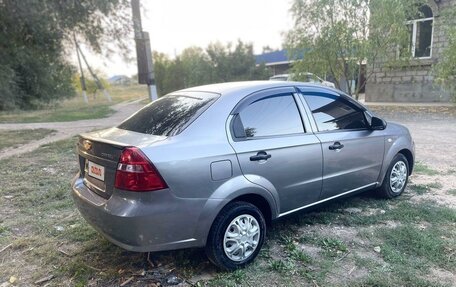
[205, 201, 266, 270]
[378, 153, 409, 199]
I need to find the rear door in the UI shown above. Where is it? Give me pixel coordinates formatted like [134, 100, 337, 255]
[228, 87, 323, 214]
[297, 87, 384, 200]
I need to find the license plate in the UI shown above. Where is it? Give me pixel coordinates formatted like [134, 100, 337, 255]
[87, 161, 105, 181]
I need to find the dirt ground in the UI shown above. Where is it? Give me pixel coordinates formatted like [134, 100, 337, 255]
[0, 105, 455, 287]
[370, 105, 456, 208]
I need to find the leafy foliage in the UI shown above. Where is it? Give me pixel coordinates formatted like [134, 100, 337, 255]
[0, 0, 131, 110]
[72, 71, 110, 98]
[286, 0, 425, 98]
[153, 41, 271, 96]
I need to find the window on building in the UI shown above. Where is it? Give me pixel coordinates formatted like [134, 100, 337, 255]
[406, 5, 434, 58]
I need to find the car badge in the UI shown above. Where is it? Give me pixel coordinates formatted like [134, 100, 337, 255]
[83, 140, 92, 151]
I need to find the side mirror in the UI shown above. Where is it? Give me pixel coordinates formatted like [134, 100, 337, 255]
[370, 116, 387, 130]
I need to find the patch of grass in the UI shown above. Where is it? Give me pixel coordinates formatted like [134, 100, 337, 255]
[410, 184, 430, 194]
[0, 129, 56, 150]
[294, 195, 455, 229]
[427, 182, 443, 189]
[299, 235, 348, 258]
[63, 221, 98, 242]
[318, 237, 347, 251]
[447, 189, 456, 196]
[0, 104, 114, 123]
[353, 270, 449, 287]
[413, 161, 439, 175]
[63, 261, 94, 287]
[298, 267, 318, 281]
[446, 168, 456, 175]
[289, 248, 313, 264]
[208, 268, 250, 287]
[0, 225, 9, 235]
[269, 259, 296, 273]
[385, 200, 456, 224]
[376, 225, 455, 270]
[318, 238, 348, 258]
[410, 182, 443, 195]
[279, 235, 313, 264]
[0, 85, 147, 123]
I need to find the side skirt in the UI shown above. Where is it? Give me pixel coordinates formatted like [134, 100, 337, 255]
[277, 182, 378, 218]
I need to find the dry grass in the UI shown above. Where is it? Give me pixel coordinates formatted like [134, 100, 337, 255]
[0, 129, 56, 151]
[0, 85, 148, 123]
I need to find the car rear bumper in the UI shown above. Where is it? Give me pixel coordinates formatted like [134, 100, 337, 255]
[71, 174, 218, 252]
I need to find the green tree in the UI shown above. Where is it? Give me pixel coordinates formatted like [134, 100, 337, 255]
[153, 41, 271, 96]
[72, 70, 110, 99]
[0, 0, 131, 110]
[152, 52, 170, 96]
[180, 47, 212, 87]
[286, 0, 424, 98]
[206, 40, 270, 82]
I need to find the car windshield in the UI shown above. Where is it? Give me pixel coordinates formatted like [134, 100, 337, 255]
[118, 92, 219, 136]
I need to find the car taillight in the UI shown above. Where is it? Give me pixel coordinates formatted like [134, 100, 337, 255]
[114, 147, 167, 192]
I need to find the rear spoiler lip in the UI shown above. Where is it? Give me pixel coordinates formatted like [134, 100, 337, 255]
[78, 128, 168, 149]
[78, 134, 128, 149]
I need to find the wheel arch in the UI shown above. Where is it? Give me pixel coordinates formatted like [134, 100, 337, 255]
[193, 176, 278, 247]
[378, 148, 414, 185]
[227, 194, 273, 226]
[398, 148, 414, 175]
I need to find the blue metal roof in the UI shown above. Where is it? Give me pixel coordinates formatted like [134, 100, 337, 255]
[255, 50, 288, 65]
[255, 49, 305, 65]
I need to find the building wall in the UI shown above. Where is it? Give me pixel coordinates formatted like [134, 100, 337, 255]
[366, 0, 454, 102]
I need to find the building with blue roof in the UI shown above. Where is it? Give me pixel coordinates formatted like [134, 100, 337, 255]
[255, 49, 302, 75]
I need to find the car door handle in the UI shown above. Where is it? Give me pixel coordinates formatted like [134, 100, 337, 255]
[250, 151, 271, 161]
[329, 141, 344, 150]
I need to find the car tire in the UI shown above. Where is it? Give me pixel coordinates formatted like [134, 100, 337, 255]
[378, 153, 409, 199]
[205, 201, 266, 271]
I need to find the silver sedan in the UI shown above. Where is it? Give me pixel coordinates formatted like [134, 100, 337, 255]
[71, 81, 414, 270]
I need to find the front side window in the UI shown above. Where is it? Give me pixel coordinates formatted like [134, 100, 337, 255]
[234, 93, 304, 138]
[301, 92, 368, 132]
[406, 5, 433, 58]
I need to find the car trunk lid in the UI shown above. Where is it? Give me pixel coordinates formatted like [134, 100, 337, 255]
[77, 127, 167, 198]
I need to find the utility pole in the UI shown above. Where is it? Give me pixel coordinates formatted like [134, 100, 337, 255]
[131, 0, 157, 101]
[75, 43, 112, 102]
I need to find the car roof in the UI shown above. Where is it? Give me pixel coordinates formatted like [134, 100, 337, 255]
[172, 80, 339, 97]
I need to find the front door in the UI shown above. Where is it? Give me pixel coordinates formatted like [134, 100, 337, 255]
[228, 87, 323, 213]
[297, 89, 384, 199]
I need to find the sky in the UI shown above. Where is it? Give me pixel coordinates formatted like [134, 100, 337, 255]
[79, 0, 294, 77]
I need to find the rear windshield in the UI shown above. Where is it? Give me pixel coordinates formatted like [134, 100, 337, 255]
[118, 92, 219, 136]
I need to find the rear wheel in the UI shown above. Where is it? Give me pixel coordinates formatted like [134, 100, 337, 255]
[378, 153, 409, 198]
[206, 201, 266, 270]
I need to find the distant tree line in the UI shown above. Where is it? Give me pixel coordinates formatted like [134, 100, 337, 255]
[152, 41, 272, 96]
[0, 0, 131, 110]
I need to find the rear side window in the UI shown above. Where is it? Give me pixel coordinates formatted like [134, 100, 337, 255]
[234, 93, 304, 138]
[301, 92, 368, 132]
[118, 93, 218, 136]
